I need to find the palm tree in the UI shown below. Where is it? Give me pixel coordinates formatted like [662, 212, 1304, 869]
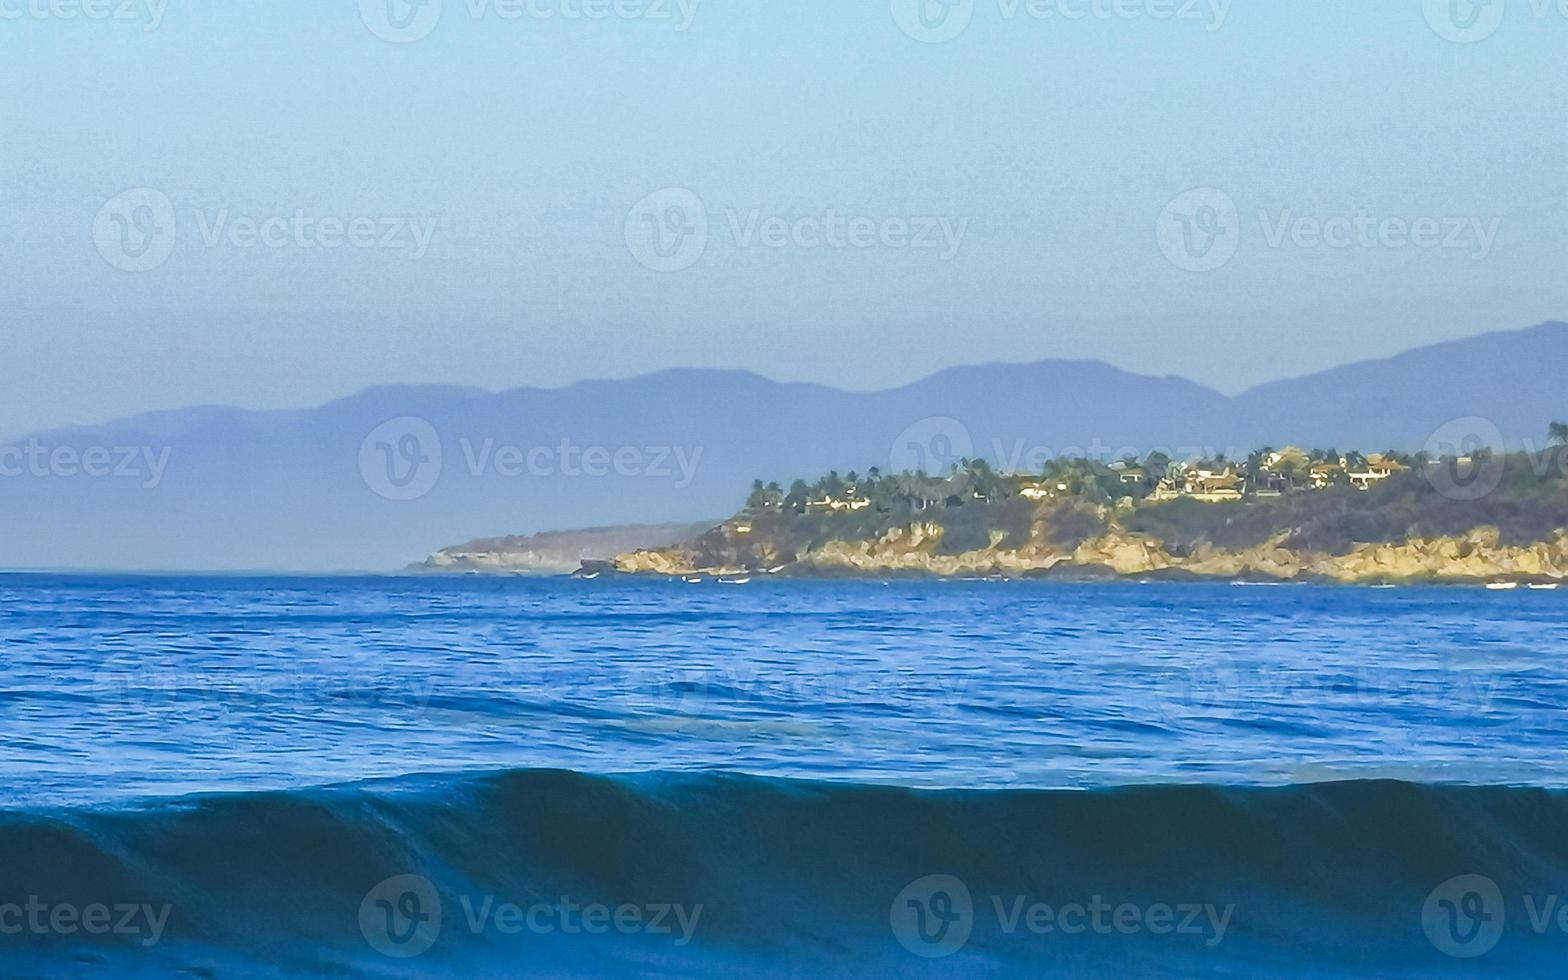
[785, 480, 810, 513]
[1145, 451, 1172, 483]
[1550, 422, 1568, 446]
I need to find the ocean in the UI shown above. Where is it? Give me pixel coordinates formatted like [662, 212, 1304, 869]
[2, 574, 1566, 976]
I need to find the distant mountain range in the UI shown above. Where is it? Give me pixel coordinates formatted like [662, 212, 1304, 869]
[3, 321, 1564, 572]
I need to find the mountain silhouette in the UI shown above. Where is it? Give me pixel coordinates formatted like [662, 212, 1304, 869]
[3, 322, 1562, 571]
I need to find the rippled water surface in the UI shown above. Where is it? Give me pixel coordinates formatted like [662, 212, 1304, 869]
[2, 574, 1566, 806]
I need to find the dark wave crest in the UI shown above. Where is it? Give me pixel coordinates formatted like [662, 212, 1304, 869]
[3, 771, 1568, 977]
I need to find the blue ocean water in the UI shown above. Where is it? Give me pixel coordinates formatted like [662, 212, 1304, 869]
[2, 575, 1567, 976]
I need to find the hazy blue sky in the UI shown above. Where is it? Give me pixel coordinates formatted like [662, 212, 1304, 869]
[3, 0, 1565, 437]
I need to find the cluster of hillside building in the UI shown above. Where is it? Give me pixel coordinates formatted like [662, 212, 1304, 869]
[1158, 449, 1412, 502]
[752, 447, 1439, 518]
[1019, 448, 1416, 504]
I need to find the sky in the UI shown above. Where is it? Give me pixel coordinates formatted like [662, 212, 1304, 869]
[2, 0, 1566, 438]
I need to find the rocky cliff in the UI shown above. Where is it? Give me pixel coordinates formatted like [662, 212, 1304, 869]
[613, 499, 1568, 585]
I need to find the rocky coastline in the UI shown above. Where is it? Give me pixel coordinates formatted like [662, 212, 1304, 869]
[607, 513, 1568, 587]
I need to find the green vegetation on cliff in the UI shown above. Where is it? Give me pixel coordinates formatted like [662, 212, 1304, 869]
[617, 433, 1568, 583]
